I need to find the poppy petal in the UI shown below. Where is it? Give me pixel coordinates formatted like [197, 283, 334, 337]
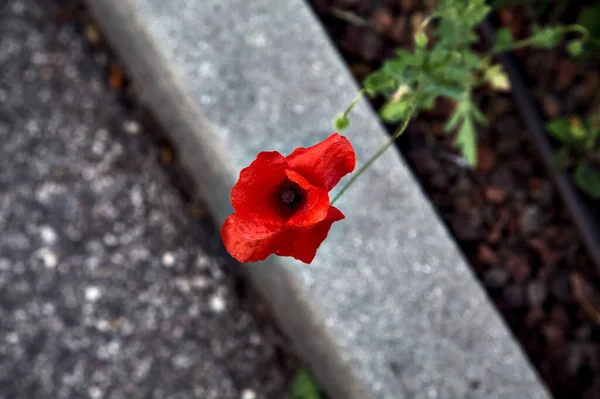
[284, 169, 330, 227]
[285, 133, 356, 191]
[231, 151, 288, 223]
[221, 212, 284, 263]
[276, 206, 345, 264]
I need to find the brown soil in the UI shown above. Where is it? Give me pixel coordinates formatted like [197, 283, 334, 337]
[307, 1, 600, 398]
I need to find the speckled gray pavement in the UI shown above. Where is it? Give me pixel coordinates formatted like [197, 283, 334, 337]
[0, 1, 289, 398]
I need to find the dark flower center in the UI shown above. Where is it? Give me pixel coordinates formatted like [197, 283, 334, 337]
[276, 181, 304, 218]
[281, 189, 298, 205]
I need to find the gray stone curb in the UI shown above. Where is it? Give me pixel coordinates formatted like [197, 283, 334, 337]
[84, 1, 552, 398]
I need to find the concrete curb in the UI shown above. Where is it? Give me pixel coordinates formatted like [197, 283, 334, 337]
[84, 1, 552, 398]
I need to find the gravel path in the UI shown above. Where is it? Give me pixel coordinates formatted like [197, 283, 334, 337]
[0, 1, 289, 398]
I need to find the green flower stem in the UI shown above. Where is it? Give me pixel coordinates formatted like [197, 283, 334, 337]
[331, 108, 414, 206]
[342, 89, 366, 118]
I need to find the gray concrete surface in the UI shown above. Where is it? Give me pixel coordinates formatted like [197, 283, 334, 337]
[0, 1, 289, 398]
[84, 0, 553, 399]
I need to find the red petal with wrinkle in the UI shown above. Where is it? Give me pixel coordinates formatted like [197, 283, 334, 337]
[286, 133, 356, 191]
[284, 169, 329, 227]
[221, 212, 284, 263]
[276, 206, 345, 263]
[231, 151, 287, 223]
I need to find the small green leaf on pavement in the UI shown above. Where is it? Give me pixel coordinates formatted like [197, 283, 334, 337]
[291, 368, 323, 399]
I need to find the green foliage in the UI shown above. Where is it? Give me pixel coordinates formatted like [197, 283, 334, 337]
[546, 115, 600, 199]
[444, 94, 487, 166]
[576, 3, 600, 57]
[290, 369, 323, 399]
[546, 116, 597, 151]
[493, 28, 515, 52]
[381, 99, 412, 122]
[357, 0, 592, 168]
[574, 162, 600, 199]
[529, 25, 564, 49]
[455, 115, 478, 166]
[491, 1, 597, 58]
[363, 0, 495, 165]
[492, 24, 572, 54]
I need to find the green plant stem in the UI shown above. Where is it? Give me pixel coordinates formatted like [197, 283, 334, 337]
[331, 109, 414, 206]
[489, 24, 590, 56]
[342, 89, 365, 118]
[417, 12, 437, 34]
[488, 36, 538, 56]
[565, 24, 590, 43]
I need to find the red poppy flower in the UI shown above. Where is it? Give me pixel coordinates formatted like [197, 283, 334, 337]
[222, 133, 356, 264]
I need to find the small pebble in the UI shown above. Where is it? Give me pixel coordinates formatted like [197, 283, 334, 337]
[191, 276, 209, 289]
[477, 146, 497, 172]
[371, 8, 393, 33]
[549, 305, 569, 330]
[567, 344, 584, 376]
[5, 332, 19, 344]
[39, 225, 57, 244]
[556, 59, 578, 90]
[103, 233, 118, 246]
[484, 186, 506, 204]
[527, 281, 547, 306]
[37, 248, 58, 268]
[88, 387, 103, 399]
[389, 17, 407, 43]
[520, 205, 543, 236]
[551, 273, 571, 301]
[542, 323, 564, 345]
[483, 268, 509, 289]
[450, 211, 481, 241]
[477, 244, 499, 266]
[400, 0, 418, 12]
[503, 284, 525, 308]
[575, 325, 591, 341]
[162, 252, 175, 267]
[209, 295, 226, 313]
[85, 286, 102, 302]
[95, 319, 111, 332]
[524, 306, 545, 328]
[542, 96, 560, 118]
[123, 120, 141, 134]
[506, 255, 531, 283]
[241, 389, 257, 399]
[360, 30, 383, 62]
